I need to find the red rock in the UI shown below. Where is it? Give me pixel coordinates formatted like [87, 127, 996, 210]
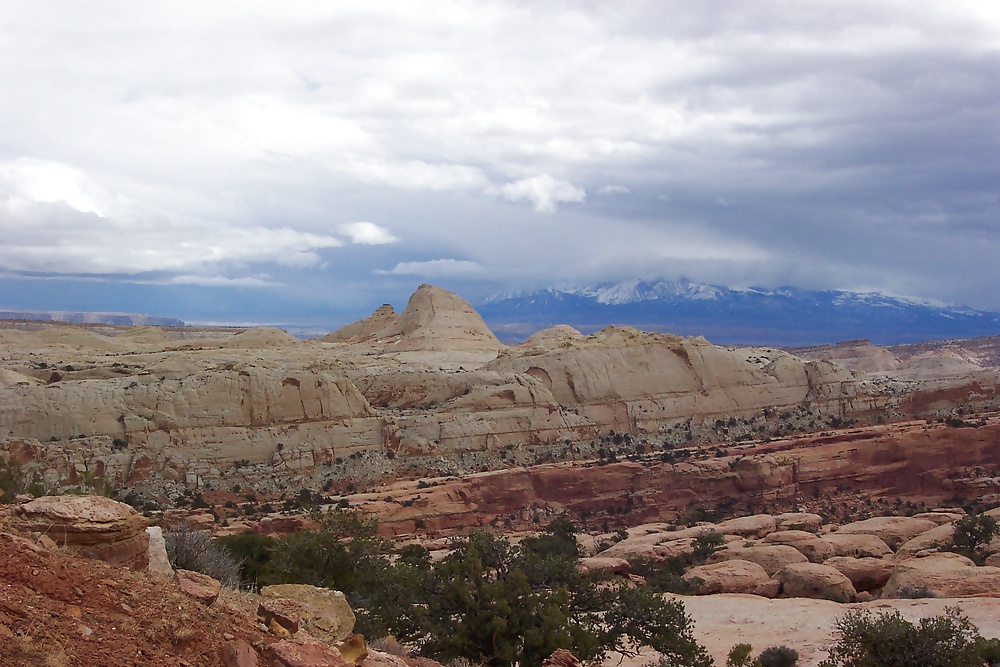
[753, 579, 782, 598]
[221, 639, 259, 667]
[174, 568, 221, 605]
[268, 637, 353, 667]
[542, 649, 582, 667]
[684, 560, 771, 594]
[258, 598, 300, 635]
[822, 556, 894, 592]
[763, 530, 835, 563]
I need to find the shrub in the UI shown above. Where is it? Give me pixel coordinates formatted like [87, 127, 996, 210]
[894, 586, 937, 599]
[727, 643, 758, 667]
[947, 513, 999, 565]
[818, 607, 987, 667]
[164, 524, 242, 587]
[758, 645, 798, 667]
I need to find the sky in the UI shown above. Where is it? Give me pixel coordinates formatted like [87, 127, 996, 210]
[0, 1, 998, 326]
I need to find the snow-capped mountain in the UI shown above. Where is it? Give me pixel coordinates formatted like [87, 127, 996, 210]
[478, 279, 1000, 346]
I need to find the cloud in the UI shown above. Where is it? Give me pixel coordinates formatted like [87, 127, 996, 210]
[376, 259, 487, 279]
[497, 175, 586, 213]
[169, 275, 282, 287]
[597, 185, 629, 196]
[339, 222, 399, 245]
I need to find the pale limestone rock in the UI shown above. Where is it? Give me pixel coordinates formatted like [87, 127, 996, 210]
[261, 584, 356, 643]
[145, 526, 173, 577]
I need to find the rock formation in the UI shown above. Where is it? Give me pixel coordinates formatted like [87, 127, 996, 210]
[11, 495, 149, 570]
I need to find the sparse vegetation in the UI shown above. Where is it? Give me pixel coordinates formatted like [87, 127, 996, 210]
[163, 524, 242, 587]
[818, 607, 990, 667]
[758, 645, 798, 667]
[947, 512, 999, 565]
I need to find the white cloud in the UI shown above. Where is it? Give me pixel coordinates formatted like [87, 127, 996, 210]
[598, 185, 629, 196]
[376, 259, 487, 279]
[169, 275, 281, 287]
[497, 175, 586, 213]
[339, 222, 399, 245]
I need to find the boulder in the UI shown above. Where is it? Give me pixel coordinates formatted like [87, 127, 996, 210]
[895, 523, 955, 560]
[836, 516, 938, 549]
[775, 512, 823, 532]
[261, 584, 356, 643]
[819, 532, 892, 558]
[708, 543, 808, 576]
[145, 526, 173, 577]
[268, 637, 352, 667]
[336, 634, 369, 666]
[822, 556, 894, 592]
[683, 559, 771, 594]
[222, 640, 260, 667]
[11, 495, 149, 570]
[258, 598, 301, 636]
[912, 511, 965, 526]
[775, 562, 857, 602]
[882, 552, 1000, 598]
[762, 530, 835, 563]
[716, 514, 776, 538]
[174, 569, 221, 605]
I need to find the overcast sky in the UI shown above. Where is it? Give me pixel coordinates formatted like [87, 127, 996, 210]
[1, 1, 998, 325]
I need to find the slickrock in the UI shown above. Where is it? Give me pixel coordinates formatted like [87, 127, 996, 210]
[11, 495, 149, 570]
[522, 325, 585, 348]
[822, 556, 894, 592]
[716, 514, 776, 538]
[323, 304, 398, 342]
[836, 516, 939, 550]
[882, 551, 1000, 598]
[361, 284, 506, 354]
[174, 568, 221, 605]
[775, 562, 857, 602]
[762, 530, 836, 563]
[819, 532, 893, 559]
[261, 584, 357, 643]
[894, 523, 955, 559]
[775, 512, 823, 532]
[684, 559, 771, 594]
[709, 543, 809, 576]
[913, 511, 965, 525]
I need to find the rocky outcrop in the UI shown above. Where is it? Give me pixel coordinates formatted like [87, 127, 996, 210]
[684, 559, 771, 594]
[762, 530, 835, 563]
[709, 543, 809, 576]
[820, 532, 893, 559]
[323, 305, 398, 342]
[174, 568, 222, 605]
[837, 517, 939, 550]
[822, 556, 894, 592]
[11, 495, 149, 570]
[260, 584, 356, 643]
[775, 562, 857, 602]
[775, 512, 823, 532]
[716, 514, 776, 538]
[882, 552, 1000, 598]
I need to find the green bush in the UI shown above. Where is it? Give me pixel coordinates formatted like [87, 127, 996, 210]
[818, 607, 988, 667]
[947, 513, 999, 565]
[727, 643, 758, 667]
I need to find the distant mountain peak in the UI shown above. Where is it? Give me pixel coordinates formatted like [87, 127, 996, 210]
[478, 278, 1000, 347]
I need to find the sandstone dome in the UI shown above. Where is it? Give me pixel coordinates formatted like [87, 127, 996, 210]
[321, 304, 398, 342]
[521, 325, 584, 348]
[364, 284, 506, 353]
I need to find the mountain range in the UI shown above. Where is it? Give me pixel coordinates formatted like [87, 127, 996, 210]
[477, 279, 1000, 347]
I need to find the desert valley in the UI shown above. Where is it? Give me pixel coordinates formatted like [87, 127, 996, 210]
[1, 284, 1000, 666]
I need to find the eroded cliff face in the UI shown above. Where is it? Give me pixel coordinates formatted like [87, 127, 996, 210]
[0, 285, 994, 498]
